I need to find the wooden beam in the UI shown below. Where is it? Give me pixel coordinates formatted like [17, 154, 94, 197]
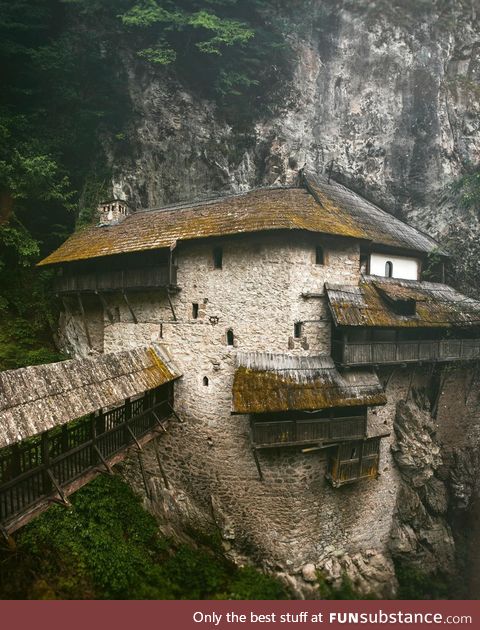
[46, 469, 71, 507]
[126, 425, 142, 450]
[96, 291, 114, 324]
[153, 439, 170, 490]
[122, 291, 138, 324]
[76, 292, 92, 348]
[137, 452, 152, 500]
[251, 447, 263, 481]
[93, 445, 114, 475]
[405, 367, 416, 403]
[167, 291, 177, 321]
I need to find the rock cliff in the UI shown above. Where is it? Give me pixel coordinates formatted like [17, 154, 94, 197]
[103, 0, 480, 598]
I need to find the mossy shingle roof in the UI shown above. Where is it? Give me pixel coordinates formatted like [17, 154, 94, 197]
[232, 352, 386, 414]
[0, 345, 181, 448]
[38, 172, 444, 266]
[326, 276, 480, 328]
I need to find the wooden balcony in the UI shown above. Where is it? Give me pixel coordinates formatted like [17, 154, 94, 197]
[251, 415, 367, 449]
[337, 339, 480, 367]
[326, 436, 381, 487]
[54, 265, 177, 294]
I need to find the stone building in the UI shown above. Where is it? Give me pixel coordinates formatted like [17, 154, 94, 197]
[33, 171, 480, 595]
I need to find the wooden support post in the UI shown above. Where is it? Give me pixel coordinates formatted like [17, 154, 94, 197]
[405, 367, 416, 403]
[137, 452, 152, 500]
[96, 291, 114, 324]
[76, 292, 92, 348]
[252, 447, 263, 482]
[170, 403, 183, 423]
[384, 368, 396, 391]
[93, 445, 113, 475]
[122, 291, 138, 324]
[126, 425, 142, 450]
[46, 469, 71, 507]
[153, 439, 170, 490]
[152, 411, 167, 432]
[465, 364, 478, 405]
[167, 291, 177, 321]
[432, 368, 448, 419]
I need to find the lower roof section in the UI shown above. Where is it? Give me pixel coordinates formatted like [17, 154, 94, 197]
[325, 276, 480, 328]
[0, 344, 181, 449]
[231, 352, 386, 414]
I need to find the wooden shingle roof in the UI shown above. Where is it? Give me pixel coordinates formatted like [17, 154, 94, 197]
[325, 276, 480, 328]
[231, 352, 386, 414]
[0, 345, 181, 448]
[38, 172, 444, 266]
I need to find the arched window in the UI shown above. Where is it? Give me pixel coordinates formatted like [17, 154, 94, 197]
[203, 376, 209, 386]
[385, 261, 393, 278]
[226, 329, 234, 346]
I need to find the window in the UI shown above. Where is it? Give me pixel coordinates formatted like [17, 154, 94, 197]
[294, 322, 303, 339]
[315, 245, 325, 265]
[385, 261, 393, 277]
[226, 329, 234, 346]
[203, 376, 209, 386]
[213, 247, 223, 269]
[192, 303, 199, 319]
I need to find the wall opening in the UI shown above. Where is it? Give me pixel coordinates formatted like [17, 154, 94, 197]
[213, 247, 223, 269]
[385, 261, 393, 277]
[226, 329, 234, 346]
[203, 376, 209, 386]
[315, 245, 325, 265]
[192, 303, 199, 319]
[294, 322, 303, 339]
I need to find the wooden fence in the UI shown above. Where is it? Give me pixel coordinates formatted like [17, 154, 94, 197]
[54, 265, 176, 294]
[0, 386, 172, 528]
[251, 415, 367, 448]
[339, 339, 480, 366]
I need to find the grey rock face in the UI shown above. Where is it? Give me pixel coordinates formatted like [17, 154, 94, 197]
[111, 0, 479, 239]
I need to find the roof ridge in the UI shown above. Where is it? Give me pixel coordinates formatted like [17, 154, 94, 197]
[136, 184, 301, 215]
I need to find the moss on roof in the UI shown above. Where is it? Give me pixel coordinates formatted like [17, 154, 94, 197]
[38, 173, 444, 267]
[326, 276, 480, 328]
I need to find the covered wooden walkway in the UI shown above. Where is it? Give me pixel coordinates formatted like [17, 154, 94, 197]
[0, 345, 181, 535]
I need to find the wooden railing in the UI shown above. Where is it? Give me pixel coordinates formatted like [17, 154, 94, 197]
[251, 416, 366, 448]
[0, 388, 171, 528]
[338, 339, 480, 366]
[54, 265, 176, 294]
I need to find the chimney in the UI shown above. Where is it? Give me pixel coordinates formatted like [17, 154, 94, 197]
[97, 200, 130, 226]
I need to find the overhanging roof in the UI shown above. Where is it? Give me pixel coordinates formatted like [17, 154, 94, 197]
[0, 345, 181, 449]
[325, 276, 480, 328]
[38, 172, 444, 267]
[232, 352, 386, 414]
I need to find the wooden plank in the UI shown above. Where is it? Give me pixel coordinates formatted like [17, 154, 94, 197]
[122, 291, 138, 324]
[76, 292, 92, 348]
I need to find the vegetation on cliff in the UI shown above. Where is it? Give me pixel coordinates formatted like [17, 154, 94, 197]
[0, 475, 287, 600]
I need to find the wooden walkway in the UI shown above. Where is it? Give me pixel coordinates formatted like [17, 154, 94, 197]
[0, 384, 175, 536]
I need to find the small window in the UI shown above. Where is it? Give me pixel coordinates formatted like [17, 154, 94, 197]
[192, 303, 199, 319]
[294, 322, 303, 339]
[226, 329, 234, 346]
[315, 245, 325, 265]
[385, 261, 393, 278]
[114, 306, 121, 323]
[203, 376, 209, 386]
[350, 447, 357, 459]
[213, 247, 223, 269]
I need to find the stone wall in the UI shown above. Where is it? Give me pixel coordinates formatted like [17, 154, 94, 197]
[61, 234, 480, 596]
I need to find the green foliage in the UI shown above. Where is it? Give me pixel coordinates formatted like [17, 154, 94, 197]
[316, 571, 376, 600]
[0, 475, 288, 600]
[394, 562, 453, 600]
[120, 0, 291, 118]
